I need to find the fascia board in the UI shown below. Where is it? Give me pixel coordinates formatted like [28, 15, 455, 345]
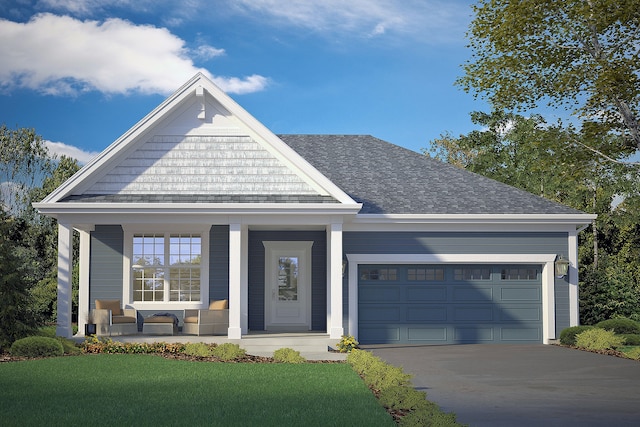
[40, 74, 205, 203]
[350, 213, 596, 226]
[32, 202, 363, 216]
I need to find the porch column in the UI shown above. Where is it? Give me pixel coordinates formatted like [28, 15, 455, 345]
[228, 222, 248, 339]
[56, 222, 73, 338]
[568, 229, 580, 326]
[327, 221, 344, 339]
[77, 229, 91, 335]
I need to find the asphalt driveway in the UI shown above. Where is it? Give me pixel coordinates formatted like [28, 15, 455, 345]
[363, 344, 640, 427]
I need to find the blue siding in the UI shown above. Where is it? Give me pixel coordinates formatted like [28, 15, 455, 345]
[210, 226, 229, 301]
[89, 225, 124, 307]
[248, 230, 326, 331]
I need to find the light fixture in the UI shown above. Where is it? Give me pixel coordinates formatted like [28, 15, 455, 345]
[132, 264, 144, 270]
[555, 255, 570, 278]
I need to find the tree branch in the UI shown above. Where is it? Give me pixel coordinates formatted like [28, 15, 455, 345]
[566, 135, 640, 166]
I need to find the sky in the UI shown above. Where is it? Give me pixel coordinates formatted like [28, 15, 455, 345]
[0, 0, 489, 164]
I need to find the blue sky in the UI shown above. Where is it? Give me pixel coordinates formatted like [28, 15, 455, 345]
[0, 0, 487, 163]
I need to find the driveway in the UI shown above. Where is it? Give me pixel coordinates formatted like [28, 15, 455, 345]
[363, 344, 640, 427]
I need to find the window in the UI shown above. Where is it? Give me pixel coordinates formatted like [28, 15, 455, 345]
[132, 234, 201, 302]
[408, 267, 444, 281]
[501, 268, 538, 280]
[454, 267, 491, 281]
[360, 268, 397, 281]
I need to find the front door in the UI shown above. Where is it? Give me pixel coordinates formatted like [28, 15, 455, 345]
[263, 241, 313, 331]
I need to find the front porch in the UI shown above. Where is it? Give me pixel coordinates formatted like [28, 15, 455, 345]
[78, 331, 347, 361]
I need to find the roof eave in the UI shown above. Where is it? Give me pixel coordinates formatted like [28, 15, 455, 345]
[351, 213, 596, 226]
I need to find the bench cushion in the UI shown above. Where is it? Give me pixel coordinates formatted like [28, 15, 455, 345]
[144, 316, 175, 324]
[112, 316, 136, 324]
[183, 316, 198, 324]
[209, 299, 228, 310]
[95, 299, 123, 316]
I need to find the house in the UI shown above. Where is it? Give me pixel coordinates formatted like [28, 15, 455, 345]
[34, 73, 595, 345]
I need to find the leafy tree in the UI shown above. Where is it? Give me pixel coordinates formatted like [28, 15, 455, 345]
[457, 0, 640, 155]
[428, 110, 640, 323]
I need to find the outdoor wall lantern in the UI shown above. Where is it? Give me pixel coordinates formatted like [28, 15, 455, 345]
[555, 255, 570, 278]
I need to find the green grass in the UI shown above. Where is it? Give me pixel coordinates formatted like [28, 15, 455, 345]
[0, 354, 394, 426]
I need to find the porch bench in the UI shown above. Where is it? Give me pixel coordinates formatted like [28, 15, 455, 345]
[142, 316, 178, 335]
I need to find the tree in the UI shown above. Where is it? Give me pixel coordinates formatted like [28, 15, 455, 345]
[428, 110, 640, 323]
[457, 1, 640, 156]
[0, 125, 53, 215]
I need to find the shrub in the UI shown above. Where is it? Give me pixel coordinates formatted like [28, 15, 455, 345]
[211, 343, 246, 361]
[575, 329, 625, 351]
[10, 336, 64, 358]
[378, 385, 429, 411]
[57, 336, 82, 355]
[399, 407, 462, 427]
[273, 347, 306, 364]
[624, 347, 640, 360]
[347, 349, 411, 392]
[619, 334, 640, 346]
[336, 334, 359, 353]
[184, 342, 214, 357]
[559, 325, 595, 346]
[82, 336, 185, 355]
[595, 318, 640, 335]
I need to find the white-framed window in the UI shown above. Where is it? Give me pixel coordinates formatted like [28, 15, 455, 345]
[124, 226, 209, 306]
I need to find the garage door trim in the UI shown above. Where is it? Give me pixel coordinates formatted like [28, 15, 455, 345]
[346, 253, 557, 344]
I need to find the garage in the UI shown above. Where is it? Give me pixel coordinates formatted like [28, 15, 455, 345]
[358, 264, 543, 344]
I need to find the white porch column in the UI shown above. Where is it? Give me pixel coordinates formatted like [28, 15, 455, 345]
[77, 229, 92, 336]
[568, 229, 580, 326]
[228, 222, 248, 339]
[327, 221, 344, 339]
[56, 222, 73, 338]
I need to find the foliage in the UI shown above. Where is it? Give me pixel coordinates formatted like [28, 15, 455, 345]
[619, 334, 640, 346]
[595, 318, 640, 335]
[458, 1, 640, 152]
[336, 334, 360, 353]
[211, 343, 246, 361]
[273, 347, 306, 364]
[10, 336, 64, 358]
[575, 328, 625, 350]
[623, 347, 640, 360]
[559, 325, 595, 346]
[0, 211, 38, 351]
[347, 349, 462, 426]
[82, 336, 185, 355]
[183, 342, 215, 357]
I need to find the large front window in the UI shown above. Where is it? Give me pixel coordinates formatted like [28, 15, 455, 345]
[132, 234, 202, 302]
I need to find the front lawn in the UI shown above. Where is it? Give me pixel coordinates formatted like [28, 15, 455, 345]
[0, 354, 394, 426]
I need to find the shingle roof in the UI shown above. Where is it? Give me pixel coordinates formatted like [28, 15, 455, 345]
[280, 134, 583, 215]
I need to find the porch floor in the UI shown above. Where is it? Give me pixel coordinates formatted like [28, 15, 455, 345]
[77, 331, 347, 361]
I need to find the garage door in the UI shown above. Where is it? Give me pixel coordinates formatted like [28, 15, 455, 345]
[358, 264, 542, 344]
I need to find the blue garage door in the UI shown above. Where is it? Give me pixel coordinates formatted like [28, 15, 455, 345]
[358, 265, 542, 344]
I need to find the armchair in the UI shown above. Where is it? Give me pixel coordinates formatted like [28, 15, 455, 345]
[183, 299, 229, 336]
[93, 299, 138, 336]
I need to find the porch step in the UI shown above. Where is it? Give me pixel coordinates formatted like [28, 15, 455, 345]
[233, 333, 339, 357]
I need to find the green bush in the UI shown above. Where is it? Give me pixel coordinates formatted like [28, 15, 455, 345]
[575, 328, 625, 350]
[273, 347, 306, 364]
[82, 336, 185, 354]
[336, 334, 359, 353]
[559, 325, 595, 346]
[399, 407, 462, 427]
[595, 318, 640, 335]
[10, 336, 64, 358]
[211, 343, 246, 361]
[623, 347, 640, 360]
[184, 342, 214, 357]
[378, 385, 429, 411]
[57, 336, 82, 355]
[619, 334, 640, 346]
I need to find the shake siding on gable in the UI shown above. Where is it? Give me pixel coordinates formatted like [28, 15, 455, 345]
[89, 225, 124, 307]
[85, 136, 319, 195]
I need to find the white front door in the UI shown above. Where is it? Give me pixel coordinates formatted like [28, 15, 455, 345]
[263, 241, 313, 331]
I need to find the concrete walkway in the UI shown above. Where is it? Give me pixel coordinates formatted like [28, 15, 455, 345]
[363, 344, 640, 427]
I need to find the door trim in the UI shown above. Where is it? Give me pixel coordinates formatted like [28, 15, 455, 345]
[263, 241, 313, 331]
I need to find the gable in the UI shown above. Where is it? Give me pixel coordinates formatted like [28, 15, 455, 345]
[40, 73, 357, 207]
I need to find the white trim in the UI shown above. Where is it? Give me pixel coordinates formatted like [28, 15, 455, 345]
[568, 230, 580, 326]
[263, 241, 313, 331]
[346, 253, 557, 344]
[56, 223, 74, 338]
[122, 225, 210, 310]
[327, 222, 344, 339]
[77, 230, 91, 335]
[228, 222, 248, 339]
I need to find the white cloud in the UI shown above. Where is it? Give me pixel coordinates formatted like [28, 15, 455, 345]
[231, 0, 469, 43]
[192, 44, 226, 61]
[0, 13, 268, 96]
[45, 140, 99, 164]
